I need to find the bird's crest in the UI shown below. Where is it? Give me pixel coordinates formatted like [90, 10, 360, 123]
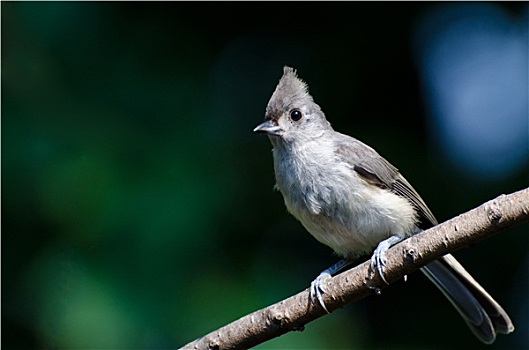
[266, 66, 313, 116]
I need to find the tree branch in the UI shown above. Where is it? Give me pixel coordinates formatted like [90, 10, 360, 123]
[182, 187, 529, 350]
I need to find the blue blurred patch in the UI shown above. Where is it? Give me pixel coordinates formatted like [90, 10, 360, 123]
[414, 3, 528, 180]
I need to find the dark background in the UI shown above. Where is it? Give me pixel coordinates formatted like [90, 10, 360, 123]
[3, 2, 528, 349]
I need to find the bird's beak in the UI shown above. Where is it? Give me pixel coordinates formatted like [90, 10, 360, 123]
[253, 119, 283, 136]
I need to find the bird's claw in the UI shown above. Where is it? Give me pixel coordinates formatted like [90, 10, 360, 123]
[370, 245, 389, 284]
[370, 235, 403, 284]
[310, 272, 331, 313]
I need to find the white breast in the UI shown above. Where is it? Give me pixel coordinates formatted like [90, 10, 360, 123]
[272, 142, 418, 258]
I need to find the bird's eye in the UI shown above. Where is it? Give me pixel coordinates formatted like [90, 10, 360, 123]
[290, 109, 303, 121]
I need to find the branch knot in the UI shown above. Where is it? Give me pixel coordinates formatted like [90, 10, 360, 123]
[486, 202, 503, 225]
[267, 309, 290, 328]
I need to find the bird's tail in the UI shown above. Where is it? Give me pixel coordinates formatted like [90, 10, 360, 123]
[420, 254, 514, 344]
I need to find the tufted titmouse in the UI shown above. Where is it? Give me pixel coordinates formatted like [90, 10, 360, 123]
[254, 66, 514, 344]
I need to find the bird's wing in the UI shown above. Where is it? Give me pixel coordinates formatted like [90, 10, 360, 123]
[336, 136, 438, 228]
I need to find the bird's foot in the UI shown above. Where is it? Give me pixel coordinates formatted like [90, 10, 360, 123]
[370, 235, 404, 284]
[309, 258, 352, 313]
[310, 272, 331, 313]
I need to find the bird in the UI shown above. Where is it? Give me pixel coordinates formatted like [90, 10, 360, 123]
[253, 66, 514, 344]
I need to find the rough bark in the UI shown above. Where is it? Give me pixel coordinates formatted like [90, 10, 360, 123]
[182, 187, 529, 350]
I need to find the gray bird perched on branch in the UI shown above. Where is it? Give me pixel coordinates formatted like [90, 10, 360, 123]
[254, 66, 514, 344]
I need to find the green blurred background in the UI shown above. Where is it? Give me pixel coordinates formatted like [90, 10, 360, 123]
[3, 2, 528, 349]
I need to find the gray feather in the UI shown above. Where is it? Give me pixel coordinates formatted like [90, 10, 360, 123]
[422, 255, 514, 343]
[336, 137, 438, 228]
